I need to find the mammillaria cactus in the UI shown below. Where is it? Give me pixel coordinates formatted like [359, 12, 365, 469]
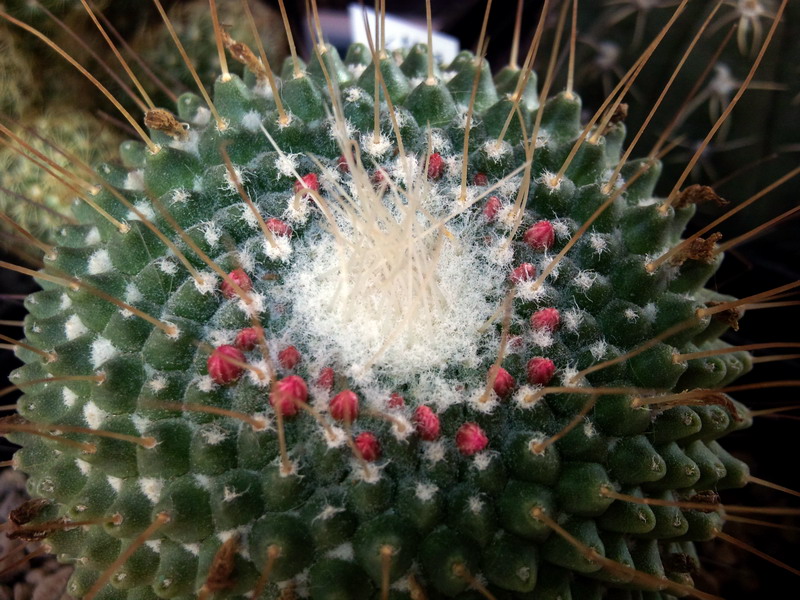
[0, 1, 798, 599]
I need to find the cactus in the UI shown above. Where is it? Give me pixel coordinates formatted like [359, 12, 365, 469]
[0, 110, 122, 249]
[0, 1, 797, 599]
[132, 0, 287, 105]
[569, 0, 800, 235]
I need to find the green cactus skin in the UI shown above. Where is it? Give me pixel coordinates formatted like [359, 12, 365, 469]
[1, 3, 794, 600]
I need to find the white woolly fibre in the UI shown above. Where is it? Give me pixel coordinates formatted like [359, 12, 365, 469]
[82, 401, 107, 429]
[275, 216, 504, 388]
[64, 315, 88, 341]
[87, 249, 112, 275]
[90, 337, 118, 368]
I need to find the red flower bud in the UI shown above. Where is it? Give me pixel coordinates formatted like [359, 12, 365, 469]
[531, 308, 560, 332]
[330, 390, 359, 422]
[266, 218, 292, 237]
[207, 345, 246, 385]
[510, 263, 537, 284]
[270, 375, 308, 417]
[413, 406, 440, 441]
[483, 196, 501, 221]
[492, 367, 516, 398]
[278, 346, 301, 370]
[220, 268, 253, 299]
[524, 220, 555, 251]
[294, 173, 319, 194]
[355, 432, 381, 461]
[428, 153, 445, 180]
[317, 367, 335, 390]
[387, 392, 405, 409]
[456, 423, 488, 456]
[234, 327, 262, 351]
[526, 357, 556, 385]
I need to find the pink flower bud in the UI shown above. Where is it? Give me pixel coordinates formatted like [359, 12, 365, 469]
[387, 392, 405, 409]
[278, 346, 301, 370]
[355, 432, 381, 461]
[413, 406, 440, 441]
[294, 173, 319, 194]
[330, 390, 359, 422]
[526, 357, 556, 386]
[428, 153, 445, 180]
[492, 367, 516, 398]
[207, 345, 246, 385]
[270, 375, 308, 417]
[266, 218, 292, 237]
[473, 172, 488, 186]
[524, 220, 555, 251]
[483, 196, 501, 221]
[317, 367, 335, 390]
[372, 170, 386, 185]
[456, 423, 488, 456]
[234, 327, 262, 351]
[510, 263, 536, 284]
[220, 268, 253, 299]
[337, 155, 350, 173]
[531, 308, 560, 332]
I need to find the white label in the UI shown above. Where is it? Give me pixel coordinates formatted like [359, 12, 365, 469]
[348, 4, 460, 64]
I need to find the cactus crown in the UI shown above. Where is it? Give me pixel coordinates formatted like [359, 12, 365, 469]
[1, 1, 795, 600]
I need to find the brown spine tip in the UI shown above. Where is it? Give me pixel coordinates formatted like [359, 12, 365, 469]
[144, 109, 189, 141]
[688, 490, 721, 513]
[669, 232, 723, 266]
[221, 30, 268, 82]
[675, 184, 729, 209]
[9, 498, 51, 527]
[204, 535, 239, 593]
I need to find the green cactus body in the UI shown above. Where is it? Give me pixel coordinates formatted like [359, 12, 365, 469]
[1, 10, 774, 600]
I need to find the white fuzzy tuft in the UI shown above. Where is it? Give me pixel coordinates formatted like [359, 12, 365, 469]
[275, 153, 299, 177]
[200, 424, 228, 446]
[82, 401, 107, 429]
[193, 272, 217, 295]
[124, 283, 142, 304]
[139, 477, 164, 504]
[147, 377, 167, 393]
[589, 340, 609, 361]
[278, 223, 502, 385]
[63, 388, 78, 408]
[263, 235, 292, 262]
[91, 337, 118, 368]
[563, 308, 584, 333]
[124, 170, 145, 191]
[326, 543, 354, 561]
[415, 482, 438, 501]
[64, 315, 88, 341]
[156, 258, 178, 275]
[241, 110, 263, 132]
[84, 227, 101, 246]
[361, 132, 392, 158]
[201, 222, 222, 247]
[87, 249, 112, 275]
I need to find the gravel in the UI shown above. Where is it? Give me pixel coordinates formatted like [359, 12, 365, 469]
[0, 469, 74, 600]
